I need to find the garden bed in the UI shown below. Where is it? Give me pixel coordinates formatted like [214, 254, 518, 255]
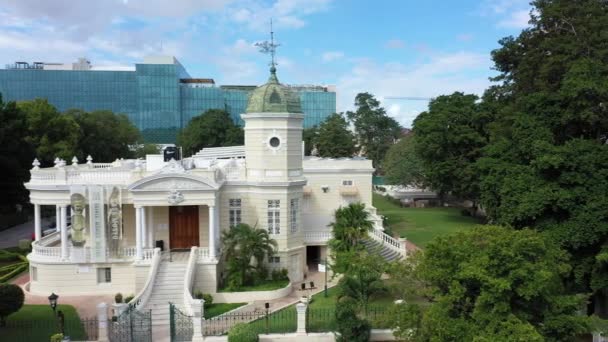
[2, 304, 92, 341]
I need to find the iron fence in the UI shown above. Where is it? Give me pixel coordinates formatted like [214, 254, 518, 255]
[306, 306, 391, 332]
[204, 306, 297, 336]
[3, 317, 98, 341]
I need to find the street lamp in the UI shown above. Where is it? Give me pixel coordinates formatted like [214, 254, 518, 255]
[48, 293, 65, 336]
[48, 293, 58, 314]
[323, 258, 328, 297]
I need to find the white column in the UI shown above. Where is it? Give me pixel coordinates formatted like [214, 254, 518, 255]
[146, 207, 154, 248]
[214, 204, 220, 255]
[55, 205, 61, 232]
[141, 206, 147, 250]
[190, 299, 204, 342]
[34, 204, 41, 241]
[296, 302, 307, 335]
[135, 205, 143, 260]
[97, 302, 109, 342]
[60, 205, 68, 260]
[208, 205, 216, 259]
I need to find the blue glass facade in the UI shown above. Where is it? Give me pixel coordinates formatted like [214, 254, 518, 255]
[0, 58, 336, 143]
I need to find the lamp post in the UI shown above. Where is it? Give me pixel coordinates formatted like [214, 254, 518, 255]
[48, 293, 65, 336]
[48, 293, 58, 315]
[323, 258, 328, 297]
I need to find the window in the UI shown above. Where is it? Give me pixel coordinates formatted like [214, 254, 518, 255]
[97, 267, 111, 283]
[267, 200, 280, 234]
[229, 199, 242, 227]
[31, 266, 37, 282]
[270, 256, 281, 263]
[342, 180, 354, 186]
[290, 199, 299, 233]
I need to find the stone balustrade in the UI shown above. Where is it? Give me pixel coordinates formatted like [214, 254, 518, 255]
[303, 231, 332, 244]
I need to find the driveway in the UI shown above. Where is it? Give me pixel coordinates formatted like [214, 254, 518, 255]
[0, 217, 54, 248]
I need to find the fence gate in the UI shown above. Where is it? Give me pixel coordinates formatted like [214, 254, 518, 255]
[169, 302, 193, 341]
[108, 306, 152, 342]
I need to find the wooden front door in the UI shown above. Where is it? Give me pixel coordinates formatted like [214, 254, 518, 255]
[169, 206, 199, 249]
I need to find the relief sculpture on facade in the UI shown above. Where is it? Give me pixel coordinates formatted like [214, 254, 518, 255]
[107, 187, 122, 254]
[70, 193, 87, 247]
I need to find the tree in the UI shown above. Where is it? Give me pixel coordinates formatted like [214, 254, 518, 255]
[178, 109, 244, 156]
[413, 92, 490, 204]
[316, 113, 356, 158]
[329, 202, 374, 253]
[220, 223, 277, 290]
[337, 252, 387, 315]
[329, 202, 374, 274]
[302, 126, 318, 156]
[0, 283, 24, 326]
[0, 94, 34, 211]
[389, 226, 591, 341]
[477, 0, 608, 303]
[18, 99, 80, 166]
[346, 93, 401, 169]
[67, 109, 141, 162]
[134, 144, 160, 159]
[383, 134, 425, 187]
[335, 297, 371, 342]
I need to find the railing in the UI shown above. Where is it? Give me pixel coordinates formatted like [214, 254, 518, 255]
[129, 248, 162, 311]
[31, 238, 155, 263]
[183, 246, 201, 316]
[197, 247, 211, 262]
[303, 231, 332, 244]
[369, 227, 406, 257]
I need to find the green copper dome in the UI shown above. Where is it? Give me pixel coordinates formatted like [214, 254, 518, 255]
[246, 66, 302, 113]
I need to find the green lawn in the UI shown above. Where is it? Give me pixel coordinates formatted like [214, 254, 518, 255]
[219, 279, 289, 292]
[205, 303, 246, 319]
[2, 304, 89, 341]
[373, 193, 483, 248]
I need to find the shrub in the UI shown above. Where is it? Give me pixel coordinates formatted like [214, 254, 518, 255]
[124, 295, 134, 304]
[253, 266, 269, 284]
[0, 251, 20, 262]
[0, 283, 25, 326]
[114, 293, 123, 304]
[18, 239, 31, 251]
[228, 323, 258, 342]
[50, 333, 63, 342]
[202, 293, 213, 308]
[335, 299, 371, 342]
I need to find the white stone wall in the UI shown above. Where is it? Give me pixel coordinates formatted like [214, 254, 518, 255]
[29, 261, 136, 295]
[193, 263, 218, 294]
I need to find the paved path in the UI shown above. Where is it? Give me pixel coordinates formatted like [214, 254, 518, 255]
[0, 217, 54, 248]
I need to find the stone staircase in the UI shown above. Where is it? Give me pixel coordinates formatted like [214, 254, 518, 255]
[361, 238, 404, 262]
[143, 253, 188, 326]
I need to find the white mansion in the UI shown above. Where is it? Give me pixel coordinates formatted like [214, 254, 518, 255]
[25, 67, 405, 323]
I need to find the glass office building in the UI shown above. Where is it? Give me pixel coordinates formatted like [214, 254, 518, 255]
[0, 56, 336, 143]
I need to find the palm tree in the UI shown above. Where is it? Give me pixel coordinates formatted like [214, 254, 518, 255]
[329, 202, 374, 251]
[337, 252, 387, 316]
[221, 223, 277, 289]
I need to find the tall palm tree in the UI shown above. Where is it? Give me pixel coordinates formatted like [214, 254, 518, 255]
[221, 223, 277, 289]
[329, 202, 374, 251]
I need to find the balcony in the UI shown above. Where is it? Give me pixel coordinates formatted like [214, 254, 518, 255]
[29, 231, 155, 263]
[303, 231, 332, 244]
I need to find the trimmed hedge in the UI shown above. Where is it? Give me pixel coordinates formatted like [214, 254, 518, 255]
[228, 323, 259, 342]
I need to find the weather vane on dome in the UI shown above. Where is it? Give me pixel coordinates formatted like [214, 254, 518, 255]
[255, 18, 280, 70]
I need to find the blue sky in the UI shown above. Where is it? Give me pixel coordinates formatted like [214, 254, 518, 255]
[0, 0, 532, 127]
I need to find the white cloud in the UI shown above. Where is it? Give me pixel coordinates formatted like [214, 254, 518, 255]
[385, 39, 405, 49]
[321, 51, 344, 62]
[498, 9, 531, 29]
[226, 0, 333, 31]
[335, 52, 493, 128]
